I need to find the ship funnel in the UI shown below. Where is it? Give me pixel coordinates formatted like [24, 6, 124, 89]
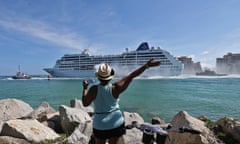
[136, 42, 150, 51]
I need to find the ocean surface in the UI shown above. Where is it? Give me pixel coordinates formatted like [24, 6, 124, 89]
[0, 75, 240, 122]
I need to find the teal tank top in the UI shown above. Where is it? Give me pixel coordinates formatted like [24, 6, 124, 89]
[93, 83, 124, 130]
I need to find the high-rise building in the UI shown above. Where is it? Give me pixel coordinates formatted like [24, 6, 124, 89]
[178, 56, 202, 74]
[216, 53, 240, 74]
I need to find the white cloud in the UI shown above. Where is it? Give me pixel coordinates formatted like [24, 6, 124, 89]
[188, 54, 195, 59]
[201, 51, 209, 55]
[0, 18, 89, 50]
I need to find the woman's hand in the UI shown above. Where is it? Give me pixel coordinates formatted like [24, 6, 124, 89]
[82, 80, 88, 89]
[146, 59, 161, 68]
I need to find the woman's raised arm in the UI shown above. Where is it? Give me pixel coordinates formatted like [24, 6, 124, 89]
[112, 59, 160, 97]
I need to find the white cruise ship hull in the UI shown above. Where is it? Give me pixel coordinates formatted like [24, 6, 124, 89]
[44, 42, 183, 77]
[44, 68, 95, 77]
[44, 65, 181, 78]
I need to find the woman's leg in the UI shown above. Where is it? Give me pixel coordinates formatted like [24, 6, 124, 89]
[108, 136, 124, 144]
[94, 137, 107, 144]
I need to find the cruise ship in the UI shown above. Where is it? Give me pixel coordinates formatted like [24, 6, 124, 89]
[43, 42, 183, 77]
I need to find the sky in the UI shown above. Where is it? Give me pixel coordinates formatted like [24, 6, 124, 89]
[1, 0, 240, 75]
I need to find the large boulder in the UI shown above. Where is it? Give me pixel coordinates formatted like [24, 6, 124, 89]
[41, 112, 63, 133]
[0, 136, 31, 144]
[0, 121, 3, 134]
[67, 121, 93, 144]
[165, 111, 221, 144]
[216, 117, 240, 143]
[123, 111, 145, 144]
[0, 119, 59, 143]
[65, 111, 145, 144]
[59, 105, 92, 135]
[0, 99, 33, 121]
[70, 99, 94, 115]
[25, 101, 56, 122]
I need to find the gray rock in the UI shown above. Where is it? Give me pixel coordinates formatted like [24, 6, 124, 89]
[0, 99, 33, 121]
[59, 105, 92, 135]
[0, 136, 31, 144]
[26, 101, 56, 122]
[68, 132, 89, 144]
[123, 111, 144, 125]
[216, 117, 240, 143]
[45, 112, 63, 133]
[166, 110, 221, 144]
[123, 111, 144, 144]
[152, 116, 165, 125]
[68, 121, 92, 144]
[0, 121, 3, 135]
[1, 119, 59, 143]
[70, 99, 94, 115]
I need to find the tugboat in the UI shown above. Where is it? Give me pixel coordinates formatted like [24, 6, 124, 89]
[12, 65, 31, 79]
[196, 69, 227, 76]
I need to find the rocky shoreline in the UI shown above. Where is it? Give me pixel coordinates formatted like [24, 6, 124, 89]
[0, 98, 239, 144]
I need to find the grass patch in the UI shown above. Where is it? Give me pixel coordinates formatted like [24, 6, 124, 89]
[40, 134, 69, 144]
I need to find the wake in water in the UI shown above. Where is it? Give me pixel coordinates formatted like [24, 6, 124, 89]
[0, 75, 87, 81]
[1, 74, 240, 81]
[139, 74, 240, 79]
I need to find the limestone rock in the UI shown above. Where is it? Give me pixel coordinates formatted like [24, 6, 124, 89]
[123, 111, 144, 125]
[165, 110, 220, 144]
[59, 105, 92, 135]
[45, 112, 63, 133]
[0, 136, 31, 144]
[152, 116, 165, 125]
[70, 99, 94, 115]
[26, 101, 56, 122]
[217, 117, 240, 142]
[123, 111, 144, 144]
[0, 119, 59, 143]
[67, 121, 92, 144]
[0, 121, 3, 135]
[68, 132, 89, 144]
[0, 99, 33, 121]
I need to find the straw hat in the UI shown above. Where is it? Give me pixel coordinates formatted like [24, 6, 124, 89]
[96, 63, 114, 80]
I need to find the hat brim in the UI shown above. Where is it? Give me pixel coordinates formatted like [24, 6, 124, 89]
[95, 73, 114, 80]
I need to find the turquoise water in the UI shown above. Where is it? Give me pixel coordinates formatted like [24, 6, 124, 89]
[0, 76, 240, 122]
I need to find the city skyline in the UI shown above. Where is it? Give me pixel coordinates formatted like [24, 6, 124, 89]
[1, 1, 240, 75]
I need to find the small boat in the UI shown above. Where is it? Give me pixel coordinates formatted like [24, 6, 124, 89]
[196, 69, 227, 76]
[12, 65, 31, 79]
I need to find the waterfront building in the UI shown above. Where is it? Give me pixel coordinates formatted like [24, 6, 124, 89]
[216, 53, 240, 74]
[178, 56, 202, 75]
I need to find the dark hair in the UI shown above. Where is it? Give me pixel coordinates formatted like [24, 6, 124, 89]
[111, 69, 115, 76]
[98, 78, 111, 83]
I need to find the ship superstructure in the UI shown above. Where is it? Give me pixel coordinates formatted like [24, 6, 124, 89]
[44, 42, 183, 77]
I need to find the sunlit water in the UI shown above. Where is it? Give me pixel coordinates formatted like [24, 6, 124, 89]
[1, 75, 240, 122]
